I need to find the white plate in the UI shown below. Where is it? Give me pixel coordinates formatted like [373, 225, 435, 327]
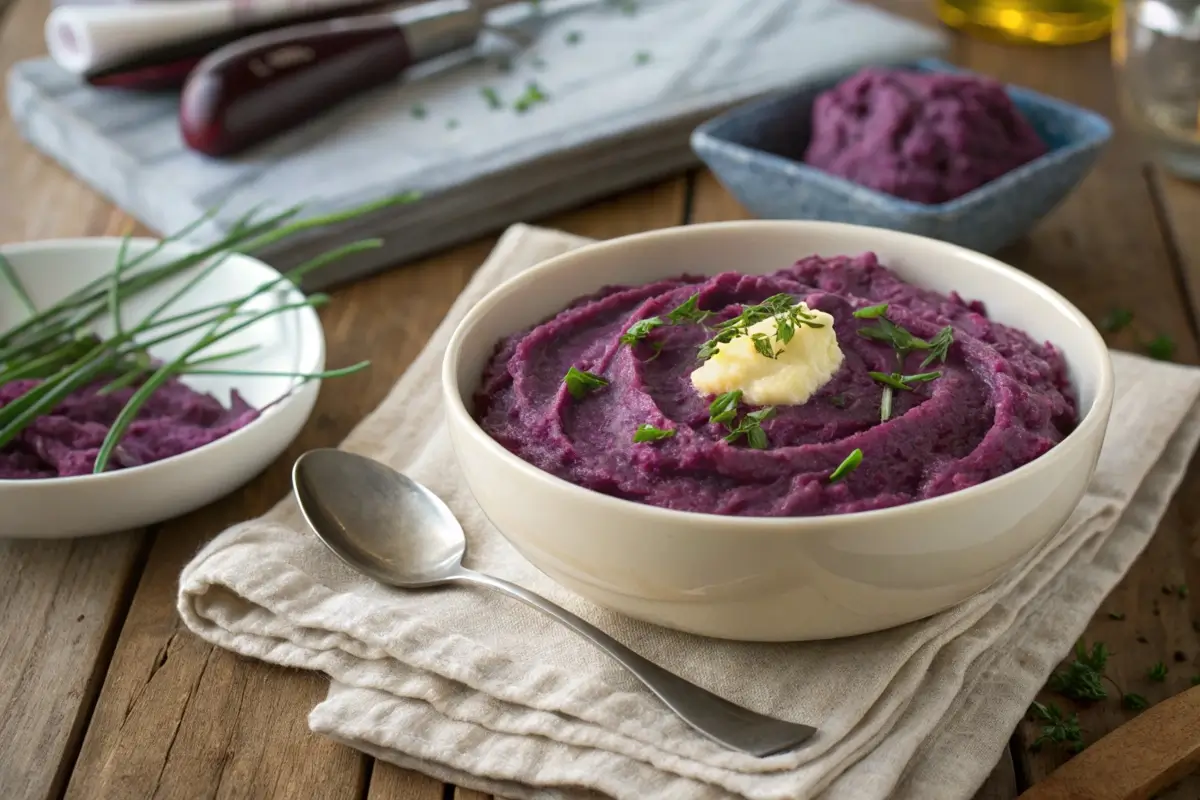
[0, 237, 324, 538]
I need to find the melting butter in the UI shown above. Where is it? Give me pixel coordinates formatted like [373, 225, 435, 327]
[690, 303, 843, 406]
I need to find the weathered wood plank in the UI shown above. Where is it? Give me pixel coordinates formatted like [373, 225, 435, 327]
[366, 762, 445, 800]
[0, 0, 158, 796]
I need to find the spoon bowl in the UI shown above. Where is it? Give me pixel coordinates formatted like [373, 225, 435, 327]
[291, 448, 818, 757]
[293, 448, 465, 587]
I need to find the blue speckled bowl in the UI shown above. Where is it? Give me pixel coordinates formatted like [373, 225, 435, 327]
[690, 59, 1113, 254]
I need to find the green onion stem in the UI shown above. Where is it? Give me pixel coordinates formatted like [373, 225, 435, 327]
[0, 253, 36, 316]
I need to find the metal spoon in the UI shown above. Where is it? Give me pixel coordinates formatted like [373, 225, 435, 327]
[292, 448, 818, 757]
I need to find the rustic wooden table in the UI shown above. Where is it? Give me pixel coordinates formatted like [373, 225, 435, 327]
[3, 0, 1200, 797]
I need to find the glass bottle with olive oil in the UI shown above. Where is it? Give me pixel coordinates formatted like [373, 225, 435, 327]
[935, 0, 1120, 45]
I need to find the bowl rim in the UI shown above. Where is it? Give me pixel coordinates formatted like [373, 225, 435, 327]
[0, 236, 325, 488]
[441, 219, 1115, 529]
[690, 58, 1115, 217]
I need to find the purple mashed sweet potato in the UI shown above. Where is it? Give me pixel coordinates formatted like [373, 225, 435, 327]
[0, 378, 258, 479]
[474, 253, 1077, 518]
[802, 68, 1048, 204]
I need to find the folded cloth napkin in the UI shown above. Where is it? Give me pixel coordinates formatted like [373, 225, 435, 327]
[179, 224, 1200, 800]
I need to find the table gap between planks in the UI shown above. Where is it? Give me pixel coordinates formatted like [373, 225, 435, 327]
[2, 0, 1199, 795]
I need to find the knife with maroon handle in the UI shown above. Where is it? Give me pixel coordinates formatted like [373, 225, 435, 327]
[180, 0, 484, 157]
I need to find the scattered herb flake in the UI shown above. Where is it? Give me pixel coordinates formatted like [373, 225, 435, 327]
[921, 326, 955, 368]
[829, 448, 862, 482]
[446, 118, 460, 130]
[565, 30, 583, 45]
[853, 302, 889, 319]
[513, 81, 549, 113]
[1123, 693, 1149, 711]
[1101, 308, 1134, 333]
[633, 423, 675, 443]
[620, 317, 664, 345]
[410, 103, 427, 119]
[708, 390, 742, 427]
[869, 371, 914, 392]
[634, 50, 651, 65]
[1147, 334, 1176, 361]
[751, 332, 779, 359]
[1108, 612, 1126, 621]
[481, 86, 504, 110]
[1148, 661, 1168, 682]
[666, 293, 710, 325]
[829, 393, 849, 408]
[1029, 701, 1084, 753]
[563, 366, 608, 399]
[725, 407, 775, 449]
[1047, 639, 1109, 702]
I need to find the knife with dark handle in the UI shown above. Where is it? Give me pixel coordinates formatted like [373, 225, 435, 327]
[180, 0, 484, 157]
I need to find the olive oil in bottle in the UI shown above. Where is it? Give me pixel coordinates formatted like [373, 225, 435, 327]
[935, 0, 1119, 45]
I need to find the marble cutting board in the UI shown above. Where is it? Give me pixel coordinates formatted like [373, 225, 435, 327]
[6, 0, 946, 288]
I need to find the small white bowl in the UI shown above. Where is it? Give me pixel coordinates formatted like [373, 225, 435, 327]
[442, 221, 1114, 642]
[0, 238, 324, 539]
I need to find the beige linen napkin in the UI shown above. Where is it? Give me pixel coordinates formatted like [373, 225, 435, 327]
[179, 224, 1200, 800]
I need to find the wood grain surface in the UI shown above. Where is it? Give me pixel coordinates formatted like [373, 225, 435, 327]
[3, 0, 1200, 796]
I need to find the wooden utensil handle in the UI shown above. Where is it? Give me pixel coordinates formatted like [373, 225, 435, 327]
[179, 15, 413, 157]
[1018, 685, 1200, 800]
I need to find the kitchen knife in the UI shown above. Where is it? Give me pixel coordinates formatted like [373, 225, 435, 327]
[179, 0, 498, 157]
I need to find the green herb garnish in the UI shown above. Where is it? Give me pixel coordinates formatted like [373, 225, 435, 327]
[697, 294, 821, 361]
[633, 423, 675, 443]
[563, 366, 608, 399]
[565, 30, 583, 44]
[1047, 640, 1110, 701]
[620, 317, 664, 345]
[751, 332, 778, 359]
[513, 81, 549, 113]
[1101, 308, 1134, 333]
[446, 118, 460, 130]
[0, 194, 420, 473]
[634, 50, 651, 65]
[410, 103, 427, 119]
[724, 407, 775, 449]
[481, 86, 503, 110]
[1149, 662, 1168, 682]
[1147, 335, 1175, 361]
[1123, 693, 1149, 711]
[829, 393, 848, 408]
[868, 372, 914, 392]
[829, 448, 862, 482]
[853, 302, 889, 319]
[666, 292, 710, 325]
[1029, 701, 1084, 753]
[708, 390, 742, 427]
[880, 386, 894, 422]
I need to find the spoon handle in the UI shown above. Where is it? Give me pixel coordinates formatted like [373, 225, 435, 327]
[453, 569, 816, 757]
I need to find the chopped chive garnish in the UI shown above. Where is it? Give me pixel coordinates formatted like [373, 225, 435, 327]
[1147, 335, 1176, 361]
[868, 371, 913, 392]
[853, 302, 889, 319]
[708, 390, 742, 427]
[513, 81, 549, 113]
[697, 294, 821, 362]
[410, 104, 427, 119]
[620, 317, 664, 345]
[829, 448, 862, 482]
[634, 50, 651, 65]
[724, 407, 775, 449]
[565, 30, 583, 44]
[666, 292, 709, 325]
[633, 423, 675, 443]
[481, 87, 503, 110]
[563, 366, 608, 399]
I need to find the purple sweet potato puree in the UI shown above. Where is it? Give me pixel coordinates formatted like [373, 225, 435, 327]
[0, 378, 258, 479]
[802, 68, 1048, 204]
[475, 253, 1076, 518]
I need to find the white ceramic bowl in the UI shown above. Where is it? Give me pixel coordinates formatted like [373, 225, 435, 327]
[0, 238, 324, 539]
[442, 221, 1114, 642]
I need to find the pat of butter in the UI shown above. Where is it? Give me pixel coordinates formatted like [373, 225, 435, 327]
[690, 303, 843, 406]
